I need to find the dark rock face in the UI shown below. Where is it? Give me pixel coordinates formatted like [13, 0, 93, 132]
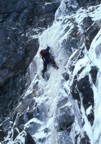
[0, 125, 4, 141]
[0, 0, 59, 87]
[0, 74, 27, 118]
[0, 0, 59, 122]
[87, 108, 94, 125]
[13, 128, 19, 140]
[77, 75, 94, 110]
[76, 0, 100, 7]
[61, 24, 79, 56]
[55, 96, 74, 133]
[71, 67, 95, 125]
[58, 131, 73, 144]
[80, 132, 90, 144]
[0, 0, 58, 29]
[0, 0, 36, 28]
[71, 67, 85, 102]
[31, 1, 60, 28]
[62, 72, 69, 81]
[84, 23, 99, 50]
[90, 66, 98, 85]
[71, 75, 80, 102]
[25, 132, 36, 144]
[82, 17, 93, 30]
[80, 16, 100, 50]
[0, 26, 38, 86]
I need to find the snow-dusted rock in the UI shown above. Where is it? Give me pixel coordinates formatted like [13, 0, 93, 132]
[55, 105, 74, 132]
[1, 0, 101, 144]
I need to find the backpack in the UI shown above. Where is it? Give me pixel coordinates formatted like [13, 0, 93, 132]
[46, 46, 50, 52]
[40, 49, 48, 56]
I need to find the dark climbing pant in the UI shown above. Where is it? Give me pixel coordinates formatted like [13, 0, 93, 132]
[42, 59, 58, 77]
[42, 61, 48, 75]
[42, 61, 49, 77]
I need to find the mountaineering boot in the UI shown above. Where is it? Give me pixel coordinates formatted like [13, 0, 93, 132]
[42, 73, 45, 78]
[52, 62, 59, 70]
[41, 70, 49, 80]
[51, 59, 59, 70]
[55, 64, 59, 69]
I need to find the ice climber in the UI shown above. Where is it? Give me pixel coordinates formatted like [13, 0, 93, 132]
[40, 46, 58, 78]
